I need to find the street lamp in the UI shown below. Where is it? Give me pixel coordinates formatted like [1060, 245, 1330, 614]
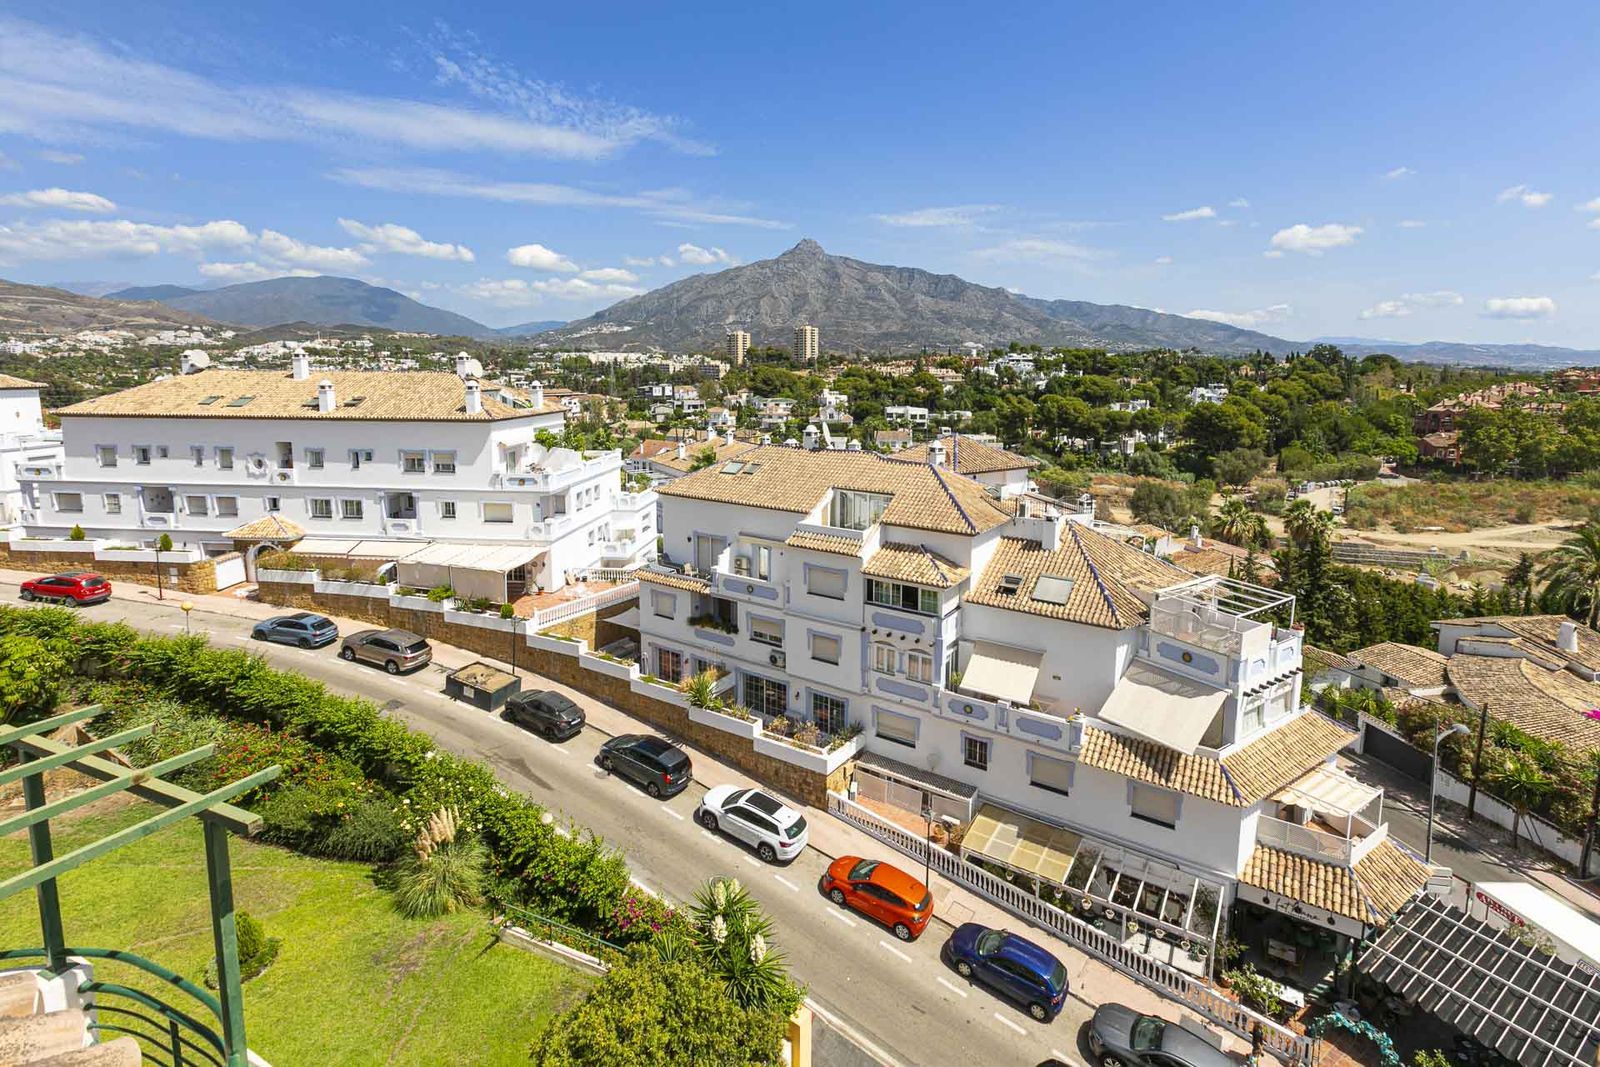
[1427, 722, 1472, 863]
[921, 804, 934, 888]
[180, 601, 194, 635]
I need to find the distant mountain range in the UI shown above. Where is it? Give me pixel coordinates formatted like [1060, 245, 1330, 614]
[105, 284, 205, 303]
[0, 279, 214, 334]
[495, 319, 566, 337]
[112, 276, 491, 337]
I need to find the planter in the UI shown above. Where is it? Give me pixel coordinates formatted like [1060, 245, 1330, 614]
[391, 593, 453, 613]
[315, 578, 393, 599]
[258, 568, 318, 585]
[687, 704, 762, 739]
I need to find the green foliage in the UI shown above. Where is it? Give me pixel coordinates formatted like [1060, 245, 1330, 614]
[1128, 481, 1190, 530]
[685, 877, 803, 1017]
[500, 603, 516, 620]
[236, 911, 280, 979]
[1412, 1051, 1451, 1067]
[681, 669, 721, 709]
[255, 778, 408, 862]
[689, 445, 719, 471]
[1211, 447, 1268, 487]
[1537, 515, 1600, 627]
[395, 836, 488, 918]
[1223, 963, 1285, 1019]
[68, 524, 86, 541]
[156, 533, 173, 553]
[425, 584, 455, 603]
[256, 550, 316, 572]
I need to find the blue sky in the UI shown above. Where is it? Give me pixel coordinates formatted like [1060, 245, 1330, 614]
[1, 1, 1598, 342]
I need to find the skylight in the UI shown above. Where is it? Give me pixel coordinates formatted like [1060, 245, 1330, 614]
[225, 395, 255, 408]
[1032, 574, 1075, 605]
[343, 396, 366, 407]
[197, 395, 223, 405]
[721, 461, 746, 475]
[998, 574, 1024, 595]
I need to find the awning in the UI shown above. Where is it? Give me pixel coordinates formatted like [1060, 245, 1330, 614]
[1098, 661, 1227, 756]
[961, 641, 1043, 705]
[291, 538, 420, 559]
[605, 606, 641, 630]
[395, 542, 542, 602]
[1272, 762, 1383, 818]
[964, 803, 1081, 885]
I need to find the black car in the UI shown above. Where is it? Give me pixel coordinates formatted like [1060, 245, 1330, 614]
[504, 690, 586, 741]
[252, 612, 339, 648]
[597, 734, 692, 798]
[1087, 1004, 1233, 1067]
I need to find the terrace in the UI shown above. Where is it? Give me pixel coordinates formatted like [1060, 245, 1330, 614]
[1146, 575, 1302, 687]
[1257, 763, 1388, 867]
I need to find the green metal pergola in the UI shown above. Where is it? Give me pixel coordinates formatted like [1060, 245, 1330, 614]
[0, 705, 280, 1067]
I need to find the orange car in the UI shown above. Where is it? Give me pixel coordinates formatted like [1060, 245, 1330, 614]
[821, 856, 934, 941]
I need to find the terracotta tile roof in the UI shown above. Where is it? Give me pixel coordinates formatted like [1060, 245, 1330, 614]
[784, 531, 862, 556]
[1241, 838, 1431, 926]
[638, 568, 712, 594]
[1303, 645, 1358, 674]
[1169, 547, 1241, 579]
[965, 526, 1189, 629]
[1440, 614, 1600, 675]
[1078, 711, 1356, 807]
[861, 543, 970, 588]
[0, 373, 43, 389]
[634, 436, 758, 473]
[895, 433, 1039, 474]
[1348, 642, 1450, 689]
[657, 445, 1012, 537]
[1445, 654, 1600, 754]
[54, 369, 557, 421]
[224, 514, 306, 540]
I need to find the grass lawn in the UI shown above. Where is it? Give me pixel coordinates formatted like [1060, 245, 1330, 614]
[0, 800, 592, 1065]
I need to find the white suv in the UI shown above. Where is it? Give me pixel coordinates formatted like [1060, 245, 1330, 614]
[696, 785, 809, 862]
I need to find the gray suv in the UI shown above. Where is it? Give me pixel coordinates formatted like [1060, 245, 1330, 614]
[339, 628, 432, 674]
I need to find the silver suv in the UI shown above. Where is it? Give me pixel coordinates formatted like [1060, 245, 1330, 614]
[339, 628, 432, 674]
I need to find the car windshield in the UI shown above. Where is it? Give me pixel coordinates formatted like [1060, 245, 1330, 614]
[1131, 1016, 1166, 1052]
[847, 859, 880, 881]
[400, 641, 428, 654]
[975, 930, 1005, 956]
[1046, 957, 1067, 994]
[784, 816, 807, 840]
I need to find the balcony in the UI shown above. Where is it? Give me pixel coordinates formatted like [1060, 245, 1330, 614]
[498, 451, 622, 492]
[525, 515, 575, 542]
[1258, 763, 1388, 866]
[614, 490, 656, 511]
[1145, 575, 1300, 689]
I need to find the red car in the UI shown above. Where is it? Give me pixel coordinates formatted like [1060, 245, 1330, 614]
[821, 856, 934, 941]
[20, 571, 113, 605]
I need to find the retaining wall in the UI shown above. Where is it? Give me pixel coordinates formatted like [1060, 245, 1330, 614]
[0, 546, 226, 595]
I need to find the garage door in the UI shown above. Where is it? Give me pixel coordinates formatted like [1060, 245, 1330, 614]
[1363, 721, 1431, 782]
[213, 555, 246, 590]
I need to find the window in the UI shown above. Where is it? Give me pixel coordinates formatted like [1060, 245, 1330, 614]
[190, 445, 205, 467]
[872, 643, 897, 675]
[1129, 783, 1180, 829]
[874, 707, 918, 748]
[963, 735, 990, 771]
[157, 446, 169, 459]
[103, 493, 121, 515]
[651, 591, 677, 619]
[306, 448, 325, 469]
[810, 633, 841, 665]
[750, 544, 771, 580]
[439, 501, 457, 520]
[805, 566, 846, 600]
[812, 693, 847, 734]
[656, 648, 683, 682]
[308, 498, 333, 520]
[742, 674, 787, 718]
[432, 451, 456, 474]
[1242, 700, 1265, 735]
[402, 451, 426, 473]
[829, 489, 889, 530]
[483, 502, 513, 524]
[215, 496, 238, 518]
[866, 579, 940, 615]
[133, 445, 152, 465]
[54, 492, 83, 513]
[1029, 753, 1073, 797]
[749, 616, 783, 646]
[349, 449, 364, 470]
[265, 496, 281, 513]
[907, 651, 934, 684]
[95, 445, 117, 468]
[185, 495, 209, 516]
[692, 534, 723, 574]
[216, 447, 234, 470]
[340, 499, 364, 521]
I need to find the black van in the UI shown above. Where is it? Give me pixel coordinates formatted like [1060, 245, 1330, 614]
[596, 734, 692, 798]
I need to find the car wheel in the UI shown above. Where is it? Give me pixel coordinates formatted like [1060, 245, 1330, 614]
[828, 888, 846, 906]
[340, 647, 356, 661]
[700, 811, 719, 831]
[297, 637, 310, 649]
[1028, 1003, 1048, 1022]
[758, 842, 777, 863]
[955, 960, 973, 978]
[252, 630, 266, 641]
[599, 754, 614, 772]
[1101, 1056, 1122, 1067]
[645, 781, 661, 798]
[384, 659, 400, 674]
[893, 922, 912, 942]
[19, 590, 33, 601]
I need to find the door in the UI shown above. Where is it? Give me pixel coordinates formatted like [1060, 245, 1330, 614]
[854, 884, 894, 924]
[721, 804, 758, 845]
[613, 745, 644, 785]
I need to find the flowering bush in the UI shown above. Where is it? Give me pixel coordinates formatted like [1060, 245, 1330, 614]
[607, 891, 682, 946]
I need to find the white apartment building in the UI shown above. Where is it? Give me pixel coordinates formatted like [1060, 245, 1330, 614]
[639, 445, 1430, 961]
[1188, 384, 1230, 405]
[17, 353, 656, 591]
[896, 433, 1038, 499]
[816, 388, 851, 425]
[884, 405, 930, 427]
[794, 325, 819, 363]
[0, 375, 64, 528]
[726, 330, 751, 365]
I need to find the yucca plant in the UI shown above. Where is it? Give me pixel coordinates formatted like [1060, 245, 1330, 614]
[681, 669, 722, 710]
[688, 877, 801, 1015]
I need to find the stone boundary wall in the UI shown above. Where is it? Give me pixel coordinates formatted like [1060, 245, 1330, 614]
[0, 546, 225, 595]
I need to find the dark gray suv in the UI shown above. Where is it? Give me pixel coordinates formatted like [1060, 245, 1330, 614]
[1087, 1005, 1233, 1067]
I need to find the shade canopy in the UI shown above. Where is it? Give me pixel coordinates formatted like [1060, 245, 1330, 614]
[961, 641, 1043, 705]
[395, 542, 542, 602]
[1098, 660, 1227, 756]
[291, 537, 420, 560]
[605, 606, 641, 630]
[964, 804, 1081, 885]
[1272, 762, 1383, 818]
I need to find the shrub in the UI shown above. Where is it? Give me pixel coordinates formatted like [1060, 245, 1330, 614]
[68, 524, 86, 541]
[426, 585, 455, 603]
[681, 669, 721, 709]
[499, 604, 516, 620]
[395, 809, 487, 919]
[256, 550, 315, 572]
[206, 911, 279, 987]
[256, 779, 407, 862]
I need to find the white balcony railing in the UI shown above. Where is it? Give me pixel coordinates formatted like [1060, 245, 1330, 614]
[1257, 815, 1359, 865]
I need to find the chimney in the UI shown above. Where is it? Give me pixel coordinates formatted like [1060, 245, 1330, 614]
[454, 352, 484, 380]
[1558, 621, 1580, 653]
[705, 424, 717, 442]
[291, 352, 310, 380]
[1189, 523, 1203, 548]
[529, 380, 545, 408]
[724, 428, 735, 444]
[675, 439, 687, 460]
[464, 379, 483, 415]
[928, 440, 947, 468]
[317, 378, 336, 413]
[803, 425, 820, 451]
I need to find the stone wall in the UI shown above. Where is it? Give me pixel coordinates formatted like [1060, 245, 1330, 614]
[0, 546, 224, 595]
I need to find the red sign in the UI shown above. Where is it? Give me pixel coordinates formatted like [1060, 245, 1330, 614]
[1474, 888, 1526, 927]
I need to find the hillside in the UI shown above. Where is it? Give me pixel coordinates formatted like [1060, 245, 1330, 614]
[0, 279, 215, 335]
[495, 319, 566, 337]
[137, 276, 494, 336]
[105, 284, 204, 302]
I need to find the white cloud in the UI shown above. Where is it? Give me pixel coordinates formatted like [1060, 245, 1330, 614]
[1186, 304, 1292, 329]
[332, 167, 788, 229]
[1483, 295, 1556, 319]
[1579, 198, 1600, 212]
[579, 266, 638, 283]
[1398, 219, 1427, 228]
[37, 150, 83, 164]
[256, 229, 367, 271]
[1162, 206, 1216, 222]
[872, 204, 999, 228]
[1268, 222, 1362, 255]
[1153, 255, 1173, 265]
[506, 243, 578, 272]
[1358, 290, 1463, 319]
[677, 242, 737, 266]
[1262, 250, 1285, 259]
[198, 261, 318, 283]
[1228, 198, 1250, 209]
[1497, 184, 1552, 208]
[456, 275, 642, 308]
[971, 238, 1100, 263]
[0, 187, 115, 212]
[337, 218, 473, 262]
[1384, 166, 1415, 180]
[0, 217, 252, 262]
[624, 254, 675, 268]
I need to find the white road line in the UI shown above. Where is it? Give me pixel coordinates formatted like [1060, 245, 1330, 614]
[772, 874, 800, 893]
[661, 806, 685, 821]
[1051, 1050, 1077, 1066]
[700, 828, 722, 843]
[935, 976, 969, 998]
[992, 1012, 1026, 1035]
[877, 939, 912, 963]
[825, 909, 857, 928]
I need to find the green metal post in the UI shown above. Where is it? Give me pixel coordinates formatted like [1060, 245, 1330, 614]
[203, 821, 248, 1067]
[21, 757, 68, 974]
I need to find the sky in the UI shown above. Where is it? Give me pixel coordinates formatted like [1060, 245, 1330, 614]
[1, 1, 1598, 342]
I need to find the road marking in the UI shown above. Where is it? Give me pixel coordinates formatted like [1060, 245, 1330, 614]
[826, 909, 857, 928]
[661, 806, 685, 821]
[877, 939, 912, 963]
[700, 828, 722, 843]
[1051, 1050, 1077, 1066]
[935, 976, 969, 998]
[773, 874, 800, 893]
[804, 999, 912, 1067]
[992, 1012, 1026, 1035]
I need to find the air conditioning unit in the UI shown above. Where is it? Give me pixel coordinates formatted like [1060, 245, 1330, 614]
[769, 651, 786, 668]
[733, 556, 750, 576]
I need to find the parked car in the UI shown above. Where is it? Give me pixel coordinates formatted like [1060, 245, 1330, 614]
[503, 690, 586, 741]
[597, 734, 692, 798]
[19, 571, 111, 605]
[339, 628, 432, 674]
[251, 612, 338, 648]
[944, 923, 1068, 1021]
[696, 784, 808, 862]
[1087, 1004, 1233, 1067]
[820, 856, 932, 941]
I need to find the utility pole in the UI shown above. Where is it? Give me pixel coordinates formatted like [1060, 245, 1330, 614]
[1466, 702, 1490, 820]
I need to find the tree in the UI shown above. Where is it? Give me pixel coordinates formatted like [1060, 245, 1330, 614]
[1211, 447, 1268, 488]
[1182, 397, 1267, 457]
[1538, 516, 1600, 628]
[688, 446, 718, 471]
[1129, 482, 1190, 531]
[1281, 499, 1333, 547]
[1506, 552, 1537, 615]
[1214, 498, 1268, 549]
[992, 395, 1036, 446]
[1489, 753, 1554, 851]
[154, 532, 173, 601]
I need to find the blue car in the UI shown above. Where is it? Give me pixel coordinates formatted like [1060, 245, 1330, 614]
[251, 612, 339, 649]
[944, 923, 1068, 1021]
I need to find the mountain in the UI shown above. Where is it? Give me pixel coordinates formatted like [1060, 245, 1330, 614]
[1329, 340, 1600, 369]
[137, 276, 493, 337]
[0, 279, 216, 334]
[495, 319, 566, 337]
[541, 239, 1292, 356]
[105, 284, 204, 302]
[46, 280, 141, 298]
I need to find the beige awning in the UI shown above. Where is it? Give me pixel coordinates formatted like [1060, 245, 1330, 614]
[395, 542, 542, 602]
[1272, 762, 1382, 817]
[1098, 660, 1226, 756]
[961, 641, 1043, 705]
[605, 606, 641, 630]
[291, 537, 420, 559]
[963, 803, 1081, 885]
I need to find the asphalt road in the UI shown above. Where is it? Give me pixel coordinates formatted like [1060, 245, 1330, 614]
[9, 590, 1106, 1067]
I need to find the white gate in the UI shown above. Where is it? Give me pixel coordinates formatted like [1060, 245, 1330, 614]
[213, 555, 246, 590]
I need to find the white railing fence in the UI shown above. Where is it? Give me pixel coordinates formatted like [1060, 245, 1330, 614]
[531, 582, 639, 630]
[827, 793, 1319, 1065]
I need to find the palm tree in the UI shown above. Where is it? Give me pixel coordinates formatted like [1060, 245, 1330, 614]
[1214, 498, 1255, 548]
[1489, 753, 1554, 852]
[1281, 499, 1333, 547]
[1538, 517, 1600, 629]
[1506, 552, 1537, 615]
